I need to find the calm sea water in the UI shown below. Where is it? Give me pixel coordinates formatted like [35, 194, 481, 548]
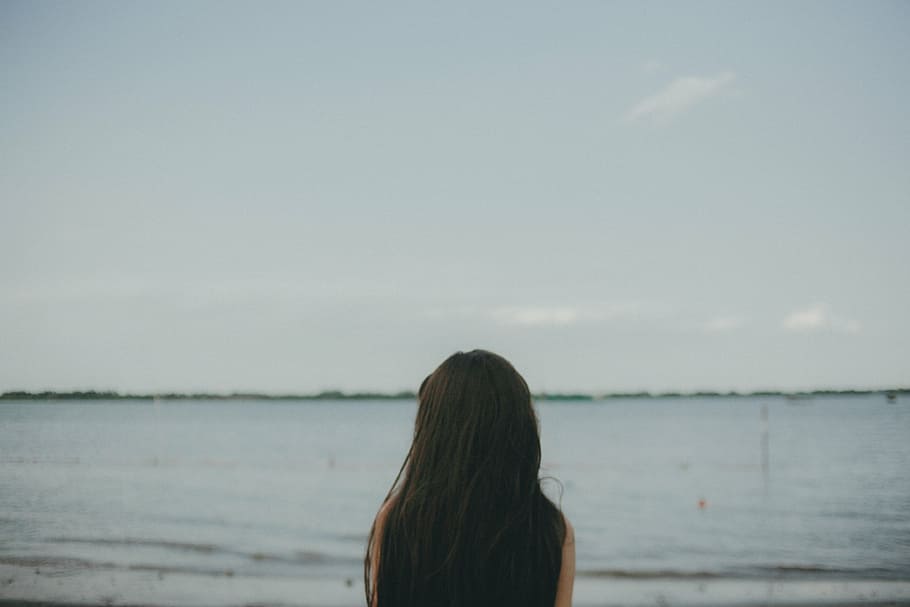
[1, 396, 908, 605]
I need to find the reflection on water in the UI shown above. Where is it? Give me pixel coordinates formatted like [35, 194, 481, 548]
[1, 396, 908, 604]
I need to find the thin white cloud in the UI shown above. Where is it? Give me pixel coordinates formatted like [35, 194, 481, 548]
[8, 278, 160, 302]
[624, 71, 736, 124]
[490, 306, 580, 327]
[424, 302, 663, 328]
[490, 302, 664, 327]
[783, 304, 861, 334]
[642, 59, 663, 74]
[703, 315, 746, 333]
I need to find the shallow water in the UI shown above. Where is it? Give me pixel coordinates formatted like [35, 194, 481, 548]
[1, 395, 908, 605]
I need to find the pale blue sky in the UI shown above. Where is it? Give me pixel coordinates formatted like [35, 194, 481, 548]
[2, 1, 908, 393]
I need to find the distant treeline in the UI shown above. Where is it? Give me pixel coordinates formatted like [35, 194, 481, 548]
[1, 388, 907, 401]
[0, 390, 417, 401]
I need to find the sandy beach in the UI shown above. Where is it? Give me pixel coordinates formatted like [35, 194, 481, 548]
[3, 560, 910, 607]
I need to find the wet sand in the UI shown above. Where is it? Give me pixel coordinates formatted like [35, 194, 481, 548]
[2, 560, 910, 607]
[1, 600, 909, 607]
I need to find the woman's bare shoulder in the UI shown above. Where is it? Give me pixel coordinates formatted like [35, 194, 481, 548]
[554, 512, 575, 607]
[376, 497, 395, 527]
[372, 496, 397, 546]
[562, 513, 575, 545]
[368, 498, 397, 606]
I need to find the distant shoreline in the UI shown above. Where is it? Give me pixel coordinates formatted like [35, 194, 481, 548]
[1, 388, 907, 401]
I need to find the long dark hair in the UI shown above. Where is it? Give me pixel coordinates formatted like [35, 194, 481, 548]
[364, 350, 565, 607]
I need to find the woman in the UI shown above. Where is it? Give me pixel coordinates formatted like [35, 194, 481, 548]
[365, 349, 575, 607]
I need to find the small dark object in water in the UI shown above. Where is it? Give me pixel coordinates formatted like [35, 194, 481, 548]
[886, 392, 897, 402]
[345, 577, 354, 587]
[785, 394, 813, 404]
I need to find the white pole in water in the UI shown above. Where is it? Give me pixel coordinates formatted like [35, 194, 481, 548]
[760, 402, 773, 603]
[760, 403, 770, 491]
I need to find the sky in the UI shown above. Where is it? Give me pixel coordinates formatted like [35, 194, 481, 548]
[2, 1, 908, 394]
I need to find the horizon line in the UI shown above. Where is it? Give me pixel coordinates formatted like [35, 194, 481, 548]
[2, 387, 907, 401]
